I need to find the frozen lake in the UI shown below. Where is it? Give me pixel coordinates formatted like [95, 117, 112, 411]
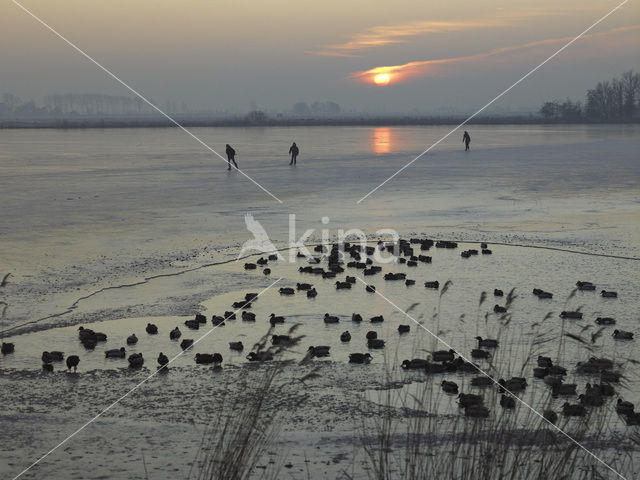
[1, 124, 639, 331]
[1, 124, 639, 332]
[1, 124, 639, 479]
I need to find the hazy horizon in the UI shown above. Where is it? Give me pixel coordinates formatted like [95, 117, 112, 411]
[1, 1, 639, 114]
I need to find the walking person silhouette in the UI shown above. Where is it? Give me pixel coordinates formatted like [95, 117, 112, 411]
[462, 131, 471, 151]
[226, 144, 238, 170]
[289, 142, 299, 165]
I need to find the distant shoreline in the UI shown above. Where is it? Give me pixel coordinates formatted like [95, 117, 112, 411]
[1, 116, 639, 129]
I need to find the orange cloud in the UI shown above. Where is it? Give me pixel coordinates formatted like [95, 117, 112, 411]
[308, 20, 505, 57]
[348, 26, 640, 85]
[306, 8, 587, 57]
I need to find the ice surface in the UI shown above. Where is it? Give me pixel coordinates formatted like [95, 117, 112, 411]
[1, 125, 639, 478]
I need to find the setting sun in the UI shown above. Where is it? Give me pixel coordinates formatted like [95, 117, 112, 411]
[374, 73, 390, 85]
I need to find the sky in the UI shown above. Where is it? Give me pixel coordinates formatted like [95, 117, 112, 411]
[1, 0, 639, 114]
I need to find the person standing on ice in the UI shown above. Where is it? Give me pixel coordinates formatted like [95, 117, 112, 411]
[289, 142, 299, 165]
[462, 131, 471, 151]
[226, 144, 238, 170]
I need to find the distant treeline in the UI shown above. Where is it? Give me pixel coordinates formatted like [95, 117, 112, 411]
[0, 114, 558, 129]
[540, 70, 640, 122]
[292, 101, 341, 115]
[2, 71, 640, 128]
[0, 93, 162, 117]
[0, 94, 342, 121]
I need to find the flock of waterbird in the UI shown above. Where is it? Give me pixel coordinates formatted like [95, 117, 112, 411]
[1, 237, 637, 424]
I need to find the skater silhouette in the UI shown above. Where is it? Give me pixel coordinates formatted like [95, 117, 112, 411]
[463, 131, 471, 151]
[226, 144, 238, 170]
[289, 142, 299, 165]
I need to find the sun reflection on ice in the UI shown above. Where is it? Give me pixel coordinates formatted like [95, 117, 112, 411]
[372, 127, 393, 155]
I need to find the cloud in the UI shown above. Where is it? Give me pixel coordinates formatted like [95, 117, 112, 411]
[308, 6, 616, 58]
[348, 26, 640, 85]
[308, 19, 506, 57]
